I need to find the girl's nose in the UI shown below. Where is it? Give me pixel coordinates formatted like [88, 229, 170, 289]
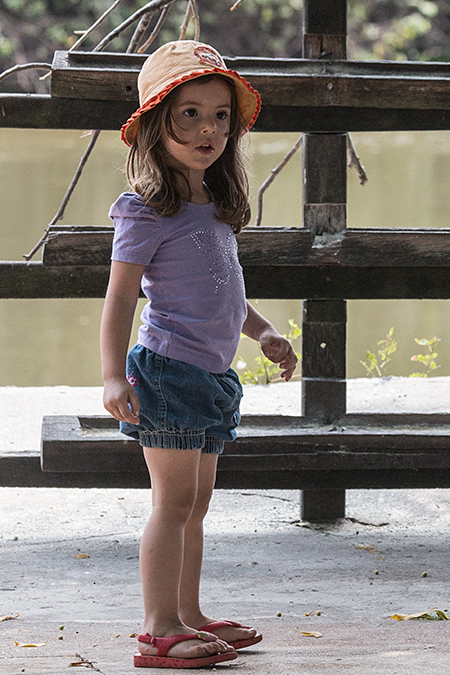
[202, 116, 216, 133]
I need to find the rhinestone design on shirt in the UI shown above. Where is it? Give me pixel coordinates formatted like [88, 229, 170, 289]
[190, 229, 243, 293]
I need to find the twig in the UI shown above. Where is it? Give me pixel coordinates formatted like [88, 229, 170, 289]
[22, 2, 173, 260]
[179, 0, 192, 40]
[127, 11, 154, 53]
[23, 130, 101, 260]
[190, 0, 201, 41]
[93, 0, 175, 52]
[179, 0, 200, 41]
[138, 4, 173, 53]
[69, 0, 125, 52]
[22, 0, 175, 260]
[230, 0, 245, 10]
[346, 133, 368, 186]
[69, 652, 106, 673]
[0, 62, 51, 86]
[255, 134, 303, 227]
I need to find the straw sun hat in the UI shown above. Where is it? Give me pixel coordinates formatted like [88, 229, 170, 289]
[121, 40, 261, 146]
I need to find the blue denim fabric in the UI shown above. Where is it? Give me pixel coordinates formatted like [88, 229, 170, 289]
[120, 344, 243, 453]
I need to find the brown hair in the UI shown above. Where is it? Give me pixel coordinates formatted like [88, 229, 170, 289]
[126, 75, 251, 233]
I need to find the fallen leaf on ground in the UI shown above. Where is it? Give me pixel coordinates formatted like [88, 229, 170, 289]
[72, 554, 90, 559]
[0, 613, 21, 622]
[295, 630, 322, 638]
[14, 639, 52, 647]
[390, 608, 449, 621]
[355, 544, 377, 553]
[69, 654, 101, 670]
[304, 610, 321, 616]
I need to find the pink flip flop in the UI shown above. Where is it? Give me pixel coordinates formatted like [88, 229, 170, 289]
[198, 620, 263, 650]
[134, 631, 238, 669]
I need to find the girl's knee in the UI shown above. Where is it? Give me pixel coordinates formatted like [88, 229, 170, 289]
[155, 489, 199, 523]
[190, 488, 214, 522]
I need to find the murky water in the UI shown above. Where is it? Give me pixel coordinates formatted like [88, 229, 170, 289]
[1, 128, 450, 385]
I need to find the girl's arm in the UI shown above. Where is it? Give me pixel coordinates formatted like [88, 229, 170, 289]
[242, 301, 298, 382]
[100, 260, 145, 424]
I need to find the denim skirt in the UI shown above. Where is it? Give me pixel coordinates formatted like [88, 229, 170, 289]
[120, 344, 243, 454]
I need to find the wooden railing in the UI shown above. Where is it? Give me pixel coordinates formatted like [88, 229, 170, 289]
[2, 0, 450, 520]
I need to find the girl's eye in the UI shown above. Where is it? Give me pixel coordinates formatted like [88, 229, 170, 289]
[183, 108, 197, 117]
[216, 111, 228, 120]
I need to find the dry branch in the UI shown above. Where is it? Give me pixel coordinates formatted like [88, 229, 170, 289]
[138, 4, 173, 53]
[255, 135, 303, 227]
[191, 1, 201, 41]
[179, 0, 200, 41]
[347, 134, 368, 186]
[179, 0, 192, 39]
[23, 1, 176, 260]
[94, 0, 175, 52]
[127, 11, 154, 53]
[69, 0, 125, 52]
[23, 131, 102, 261]
[0, 62, 51, 86]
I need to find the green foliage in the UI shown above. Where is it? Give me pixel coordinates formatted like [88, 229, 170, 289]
[236, 318, 301, 385]
[410, 336, 441, 377]
[360, 328, 442, 378]
[360, 327, 397, 377]
[348, 0, 450, 62]
[3, 0, 448, 93]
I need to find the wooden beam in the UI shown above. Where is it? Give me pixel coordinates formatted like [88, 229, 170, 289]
[301, 489, 346, 522]
[2, 95, 450, 132]
[50, 51, 450, 111]
[4, 260, 450, 300]
[0, 261, 110, 298]
[302, 134, 347, 234]
[40, 413, 450, 474]
[301, 0, 348, 517]
[40, 226, 450, 268]
[303, 0, 347, 60]
[5, 450, 450, 490]
[0, 94, 136, 131]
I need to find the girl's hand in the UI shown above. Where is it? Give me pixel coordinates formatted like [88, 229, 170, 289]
[259, 327, 298, 382]
[103, 376, 141, 424]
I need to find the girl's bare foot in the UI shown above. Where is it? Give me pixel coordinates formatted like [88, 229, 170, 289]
[138, 624, 235, 659]
[181, 614, 261, 647]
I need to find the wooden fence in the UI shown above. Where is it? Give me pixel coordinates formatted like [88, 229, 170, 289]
[1, 0, 450, 520]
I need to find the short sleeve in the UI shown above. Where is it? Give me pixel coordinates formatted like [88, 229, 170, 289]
[109, 192, 162, 266]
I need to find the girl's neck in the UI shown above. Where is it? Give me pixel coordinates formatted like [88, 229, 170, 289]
[176, 168, 210, 205]
[188, 185, 211, 205]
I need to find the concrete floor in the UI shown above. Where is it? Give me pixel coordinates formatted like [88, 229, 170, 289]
[1, 379, 450, 674]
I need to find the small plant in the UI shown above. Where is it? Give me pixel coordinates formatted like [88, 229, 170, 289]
[236, 318, 301, 385]
[360, 327, 397, 377]
[410, 337, 441, 377]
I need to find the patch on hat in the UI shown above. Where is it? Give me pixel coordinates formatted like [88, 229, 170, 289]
[193, 45, 225, 69]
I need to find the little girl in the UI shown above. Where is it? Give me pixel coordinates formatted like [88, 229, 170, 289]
[100, 40, 298, 669]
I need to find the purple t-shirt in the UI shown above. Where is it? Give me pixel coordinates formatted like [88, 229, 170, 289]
[109, 192, 247, 373]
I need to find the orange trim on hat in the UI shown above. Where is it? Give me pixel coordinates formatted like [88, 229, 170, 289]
[121, 67, 261, 146]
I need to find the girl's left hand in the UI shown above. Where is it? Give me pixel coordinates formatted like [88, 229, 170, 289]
[259, 327, 298, 382]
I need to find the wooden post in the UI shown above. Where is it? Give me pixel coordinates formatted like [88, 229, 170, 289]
[300, 0, 348, 521]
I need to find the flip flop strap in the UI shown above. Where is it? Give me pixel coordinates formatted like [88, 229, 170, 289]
[198, 620, 242, 632]
[137, 632, 215, 657]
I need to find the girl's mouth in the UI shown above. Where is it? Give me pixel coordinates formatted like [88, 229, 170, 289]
[196, 143, 214, 155]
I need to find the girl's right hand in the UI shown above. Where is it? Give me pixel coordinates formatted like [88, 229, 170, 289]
[103, 377, 140, 424]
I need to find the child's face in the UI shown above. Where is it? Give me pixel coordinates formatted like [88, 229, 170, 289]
[162, 78, 232, 177]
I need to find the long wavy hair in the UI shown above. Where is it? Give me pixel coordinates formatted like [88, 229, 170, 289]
[126, 75, 251, 233]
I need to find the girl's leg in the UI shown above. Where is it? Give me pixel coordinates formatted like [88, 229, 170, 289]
[178, 452, 218, 623]
[138, 446, 233, 660]
[179, 451, 258, 645]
